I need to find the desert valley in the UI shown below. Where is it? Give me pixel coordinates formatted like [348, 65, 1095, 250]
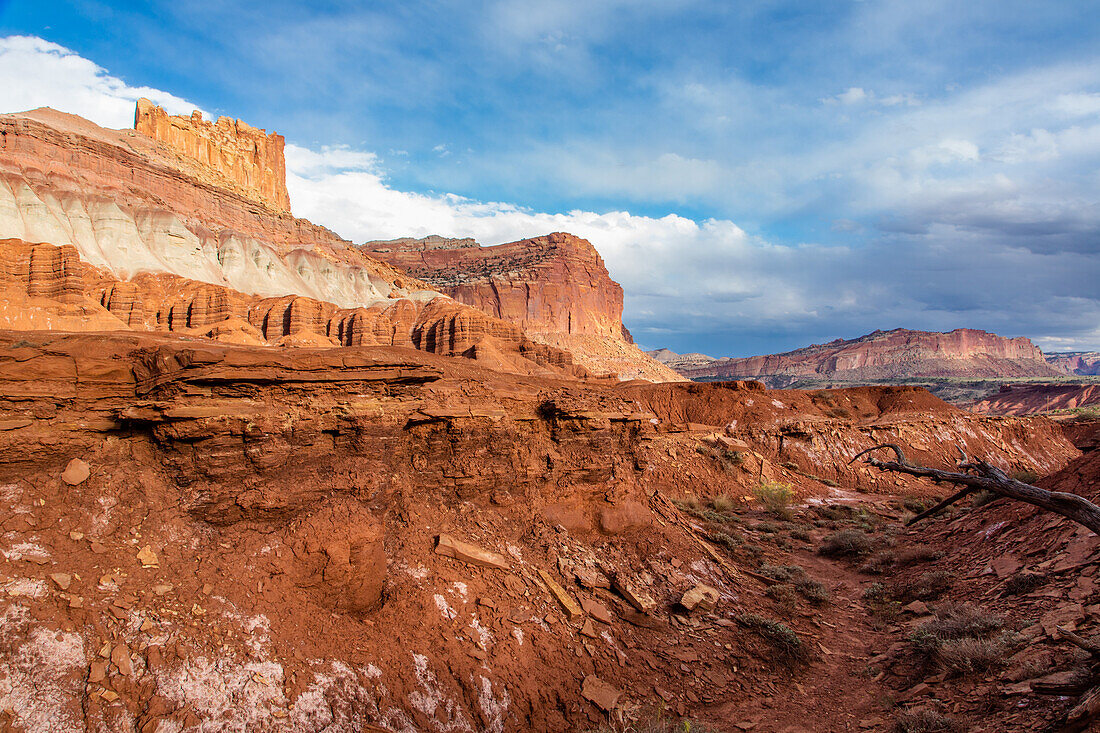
[0, 92, 1096, 733]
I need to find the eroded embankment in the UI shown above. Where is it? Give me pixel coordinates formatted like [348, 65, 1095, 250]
[0, 335, 1079, 732]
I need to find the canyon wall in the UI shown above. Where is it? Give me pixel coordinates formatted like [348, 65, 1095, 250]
[362, 234, 684, 382]
[1047, 351, 1100, 375]
[134, 99, 291, 213]
[662, 328, 1062, 382]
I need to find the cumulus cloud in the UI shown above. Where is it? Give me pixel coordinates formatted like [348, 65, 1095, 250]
[0, 36, 202, 128]
[2, 34, 1100, 354]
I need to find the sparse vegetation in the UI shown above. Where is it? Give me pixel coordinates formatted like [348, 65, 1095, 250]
[735, 613, 807, 663]
[910, 604, 1018, 675]
[753, 480, 795, 519]
[795, 578, 832, 605]
[1010, 469, 1040, 484]
[906, 571, 953, 601]
[1003, 571, 1046, 596]
[587, 706, 718, 733]
[695, 443, 745, 472]
[765, 583, 798, 608]
[818, 528, 875, 558]
[893, 707, 958, 733]
[968, 489, 999, 508]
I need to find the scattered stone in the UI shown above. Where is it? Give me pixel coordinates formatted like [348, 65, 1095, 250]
[68, 596, 83, 609]
[99, 690, 119, 703]
[611, 572, 656, 613]
[1041, 604, 1085, 637]
[681, 584, 719, 613]
[60, 458, 90, 486]
[901, 600, 929, 615]
[579, 619, 598, 638]
[581, 674, 622, 712]
[137, 545, 159, 568]
[990, 554, 1022, 578]
[573, 566, 610, 589]
[435, 535, 510, 571]
[538, 569, 583, 620]
[68, 530, 84, 541]
[580, 598, 614, 624]
[111, 644, 133, 676]
[49, 572, 72, 590]
[153, 583, 173, 596]
[478, 597, 497, 610]
[191, 604, 206, 617]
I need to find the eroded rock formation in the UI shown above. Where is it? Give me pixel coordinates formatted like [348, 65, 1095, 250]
[1047, 351, 1100, 376]
[362, 233, 683, 381]
[135, 98, 291, 213]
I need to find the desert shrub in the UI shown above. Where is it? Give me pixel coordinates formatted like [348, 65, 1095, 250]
[1003, 571, 1046, 596]
[695, 443, 744, 472]
[1010, 469, 1040, 484]
[907, 571, 953, 601]
[795, 578, 832, 605]
[897, 497, 932, 515]
[893, 707, 957, 733]
[710, 493, 736, 513]
[935, 633, 1022, 674]
[969, 490, 999, 508]
[860, 550, 897, 575]
[863, 582, 889, 603]
[765, 583, 798, 608]
[818, 528, 875, 558]
[707, 531, 742, 551]
[753, 481, 795, 518]
[587, 707, 718, 733]
[735, 613, 807, 663]
[894, 547, 942, 566]
[820, 477, 839, 487]
[789, 527, 812, 542]
[757, 563, 804, 582]
[910, 604, 1011, 674]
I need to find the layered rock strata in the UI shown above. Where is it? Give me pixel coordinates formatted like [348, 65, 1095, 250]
[362, 233, 683, 382]
[666, 328, 1062, 383]
[134, 98, 291, 213]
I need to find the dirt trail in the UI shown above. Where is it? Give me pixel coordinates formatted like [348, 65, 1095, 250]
[708, 540, 894, 732]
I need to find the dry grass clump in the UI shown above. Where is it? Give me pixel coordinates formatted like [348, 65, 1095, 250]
[695, 443, 745, 472]
[795, 578, 832, 605]
[910, 603, 1019, 675]
[906, 571, 953, 601]
[1003, 571, 1046, 596]
[758, 562, 804, 582]
[753, 480, 795, 519]
[587, 706, 718, 733]
[735, 613, 807, 664]
[818, 528, 875, 558]
[893, 707, 957, 733]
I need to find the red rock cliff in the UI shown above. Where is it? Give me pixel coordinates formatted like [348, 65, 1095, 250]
[676, 328, 1062, 381]
[135, 98, 291, 213]
[362, 232, 626, 340]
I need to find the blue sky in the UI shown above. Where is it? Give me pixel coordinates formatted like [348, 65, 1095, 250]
[1, 0, 1099, 356]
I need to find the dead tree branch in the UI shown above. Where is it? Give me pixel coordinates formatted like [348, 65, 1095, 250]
[850, 444, 1100, 535]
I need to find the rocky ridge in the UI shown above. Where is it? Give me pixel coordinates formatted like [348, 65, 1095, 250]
[656, 328, 1062, 385]
[1047, 352, 1100, 376]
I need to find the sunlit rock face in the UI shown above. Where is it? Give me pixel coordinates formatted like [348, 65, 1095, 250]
[0, 106, 432, 310]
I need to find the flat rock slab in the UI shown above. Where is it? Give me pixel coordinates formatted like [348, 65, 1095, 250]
[435, 535, 509, 571]
[61, 458, 90, 485]
[581, 674, 622, 711]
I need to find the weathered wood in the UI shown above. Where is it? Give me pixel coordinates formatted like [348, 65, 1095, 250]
[852, 444, 1100, 535]
[905, 486, 974, 526]
[1057, 627, 1100, 659]
[1064, 683, 1100, 731]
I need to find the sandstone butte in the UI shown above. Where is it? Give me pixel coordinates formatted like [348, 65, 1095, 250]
[0, 101, 674, 381]
[362, 234, 684, 382]
[655, 327, 1064, 383]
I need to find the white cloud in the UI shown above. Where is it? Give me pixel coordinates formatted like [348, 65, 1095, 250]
[0, 36, 202, 129]
[836, 87, 868, 105]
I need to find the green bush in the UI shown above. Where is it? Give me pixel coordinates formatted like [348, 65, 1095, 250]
[753, 481, 795, 518]
[894, 707, 957, 733]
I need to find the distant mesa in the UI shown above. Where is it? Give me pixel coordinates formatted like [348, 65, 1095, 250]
[651, 328, 1063, 385]
[1046, 351, 1100, 376]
